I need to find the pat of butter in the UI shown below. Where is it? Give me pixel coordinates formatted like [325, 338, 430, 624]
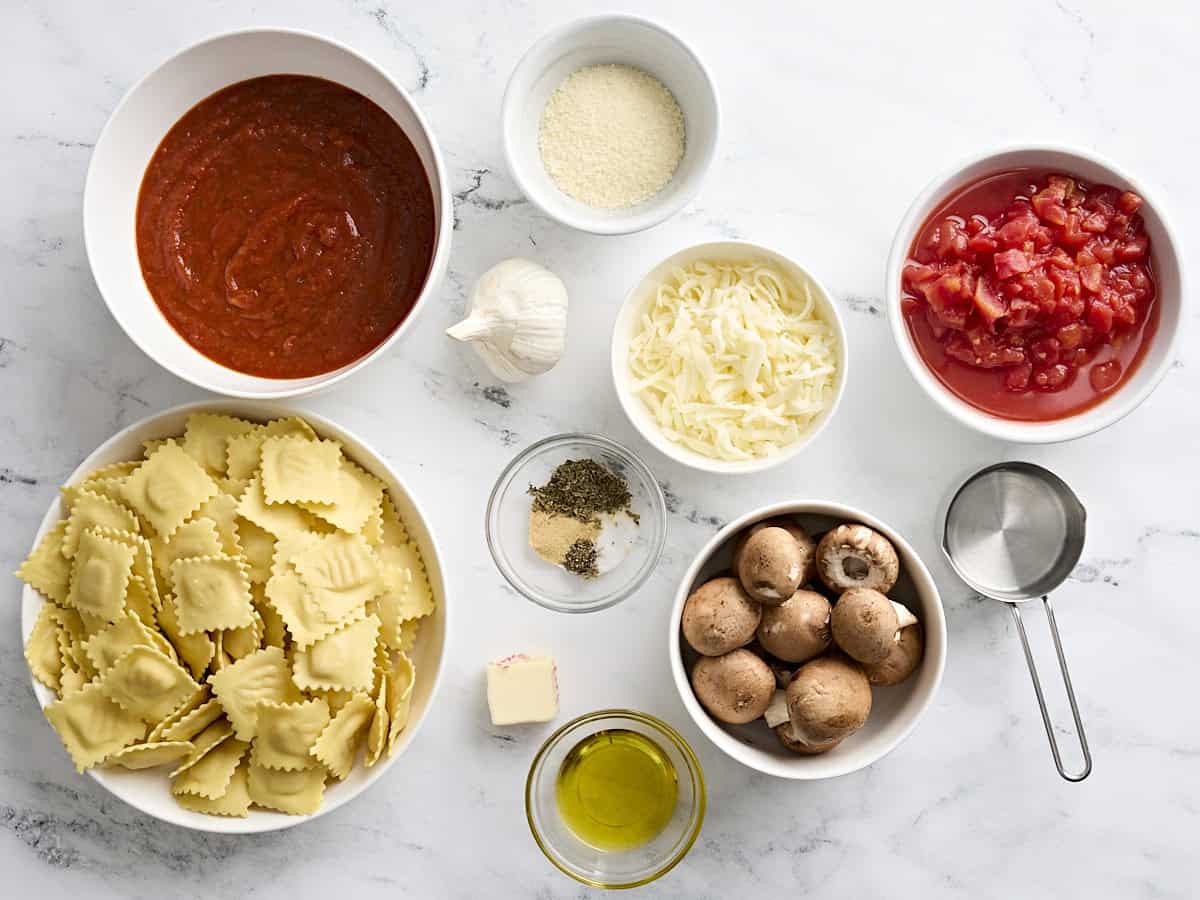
[486, 654, 559, 726]
[764, 689, 790, 728]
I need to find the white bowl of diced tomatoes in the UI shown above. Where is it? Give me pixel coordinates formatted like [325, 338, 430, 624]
[885, 145, 1185, 443]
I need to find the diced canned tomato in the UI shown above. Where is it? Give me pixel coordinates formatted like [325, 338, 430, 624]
[901, 170, 1158, 420]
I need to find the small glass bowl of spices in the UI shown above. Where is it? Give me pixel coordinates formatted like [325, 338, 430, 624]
[502, 14, 720, 235]
[486, 433, 667, 613]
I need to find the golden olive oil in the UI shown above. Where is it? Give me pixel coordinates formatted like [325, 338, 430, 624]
[555, 729, 679, 852]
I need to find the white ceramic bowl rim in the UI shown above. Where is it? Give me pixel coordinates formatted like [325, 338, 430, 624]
[669, 500, 947, 780]
[611, 240, 849, 474]
[501, 13, 720, 235]
[83, 27, 454, 399]
[19, 400, 450, 832]
[885, 142, 1186, 443]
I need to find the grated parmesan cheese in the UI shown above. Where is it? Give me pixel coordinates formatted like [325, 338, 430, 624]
[627, 259, 839, 461]
[538, 64, 685, 209]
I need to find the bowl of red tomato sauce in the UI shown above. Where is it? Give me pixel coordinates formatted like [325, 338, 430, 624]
[886, 146, 1184, 442]
[84, 29, 453, 398]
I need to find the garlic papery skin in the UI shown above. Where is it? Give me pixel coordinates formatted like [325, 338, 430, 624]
[446, 258, 568, 383]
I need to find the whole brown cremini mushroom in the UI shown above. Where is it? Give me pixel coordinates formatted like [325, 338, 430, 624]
[756, 589, 832, 663]
[830, 587, 900, 664]
[680, 576, 762, 657]
[786, 654, 872, 744]
[736, 526, 806, 605]
[691, 649, 775, 725]
[816, 524, 900, 594]
[863, 622, 925, 686]
[773, 722, 843, 755]
[733, 519, 816, 582]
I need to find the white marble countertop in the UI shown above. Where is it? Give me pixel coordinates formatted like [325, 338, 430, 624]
[3, 0, 1197, 896]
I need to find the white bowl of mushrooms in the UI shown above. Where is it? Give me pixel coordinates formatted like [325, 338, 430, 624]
[669, 502, 946, 779]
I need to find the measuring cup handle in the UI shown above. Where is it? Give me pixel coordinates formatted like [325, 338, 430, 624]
[1010, 597, 1092, 782]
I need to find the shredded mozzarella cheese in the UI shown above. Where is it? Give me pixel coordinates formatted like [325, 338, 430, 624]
[627, 259, 839, 461]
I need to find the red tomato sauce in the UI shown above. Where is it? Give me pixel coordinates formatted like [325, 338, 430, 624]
[136, 75, 436, 379]
[901, 170, 1158, 421]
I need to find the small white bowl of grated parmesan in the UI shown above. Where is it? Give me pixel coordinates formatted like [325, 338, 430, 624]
[612, 241, 848, 473]
[503, 15, 719, 234]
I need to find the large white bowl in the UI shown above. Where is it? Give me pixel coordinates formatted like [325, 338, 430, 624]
[502, 14, 719, 235]
[611, 241, 849, 474]
[886, 144, 1185, 443]
[19, 401, 449, 833]
[83, 29, 453, 398]
[669, 502, 946, 780]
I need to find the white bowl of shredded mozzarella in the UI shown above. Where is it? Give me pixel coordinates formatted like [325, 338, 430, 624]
[612, 242, 847, 473]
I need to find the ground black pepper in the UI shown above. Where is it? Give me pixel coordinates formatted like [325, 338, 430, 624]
[561, 538, 599, 578]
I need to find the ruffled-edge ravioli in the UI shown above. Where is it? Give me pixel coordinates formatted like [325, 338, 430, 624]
[237, 475, 325, 539]
[83, 461, 141, 484]
[44, 681, 147, 771]
[247, 762, 326, 815]
[94, 527, 161, 614]
[396, 620, 421, 654]
[263, 569, 341, 649]
[153, 518, 223, 579]
[173, 737, 249, 799]
[170, 555, 254, 636]
[293, 533, 383, 623]
[182, 413, 258, 477]
[162, 697, 225, 743]
[194, 492, 241, 557]
[208, 646, 300, 741]
[236, 517, 275, 584]
[170, 718, 234, 777]
[385, 654, 416, 756]
[292, 613, 380, 694]
[58, 665, 89, 697]
[105, 740, 194, 770]
[99, 645, 200, 723]
[157, 592, 215, 679]
[260, 435, 343, 506]
[225, 429, 267, 483]
[252, 583, 288, 650]
[25, 602, 63, 692]
[177, 759, 252, 817]
[376, 544, 434, 648]
[301, 460, 384, 534]
[364, 671, 388, 768]
[221, 609, 263, 661]
[121, 441, 219, 539]
[66, 528, 137, 623]
[148, 685, 210, 741]
[124, 574, 160, 629]
[310, 693, 374, 780]
[62, 489, 140, 560]
[378, 494, 410, 547]
[252, 698, 330, 771]
[17, 521, 71, 603]
[85, 611, 168, 673]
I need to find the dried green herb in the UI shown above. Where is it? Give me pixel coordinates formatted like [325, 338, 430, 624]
[528, 458, 634, 524]
[562, 538, 599, 578]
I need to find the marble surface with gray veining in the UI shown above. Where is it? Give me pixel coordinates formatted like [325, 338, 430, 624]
[2, 1, 1197, 896]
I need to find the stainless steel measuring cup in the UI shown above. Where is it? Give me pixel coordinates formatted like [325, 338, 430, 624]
[942, 462, 1092, 782]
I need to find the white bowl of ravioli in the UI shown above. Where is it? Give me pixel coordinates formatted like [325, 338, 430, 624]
[16, 401, 447, 833]
[611, 241, 849, 474]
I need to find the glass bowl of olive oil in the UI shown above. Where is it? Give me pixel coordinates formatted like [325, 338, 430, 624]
[526, 710, 705, 889]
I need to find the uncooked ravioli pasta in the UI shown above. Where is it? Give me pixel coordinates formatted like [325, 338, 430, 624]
[17, 412, 435, 817]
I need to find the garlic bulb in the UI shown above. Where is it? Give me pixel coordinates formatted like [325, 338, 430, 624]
[446, 258, 567, 383]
